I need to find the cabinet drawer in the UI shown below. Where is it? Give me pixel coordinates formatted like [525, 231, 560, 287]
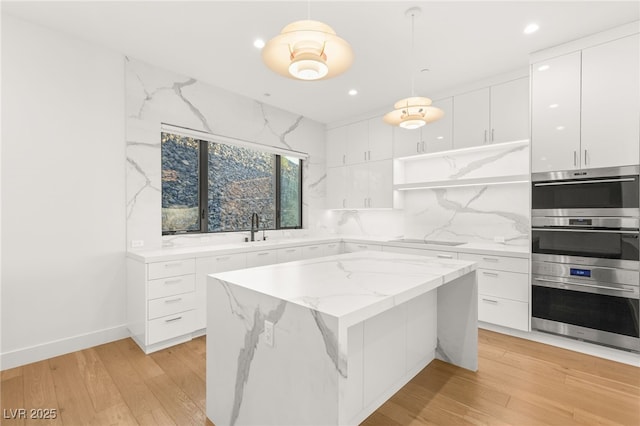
[323, 242, 342, 256]
[383, 245, 457, 260]
[302, 245, 323, 260]
[343, 242, 382, 253]
[423, 250, 457, 260]
[210, 253, 246, 273]
[478, 295, 528, 331]
[459, 253, 528, 273]
[276, 247, 303, 263]
[246, 250, 277, 267]
[148, 310, 195, 345]
[478, 270, 528, 302]
[148, 258, 196, 279]
[148, 292, 196, 320]
[148, 274, 195, 300]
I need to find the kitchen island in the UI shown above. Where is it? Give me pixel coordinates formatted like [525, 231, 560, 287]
[206, 251, 478, 426]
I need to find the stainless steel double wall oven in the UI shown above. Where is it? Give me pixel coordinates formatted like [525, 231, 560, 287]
[531, 165, 640, 352]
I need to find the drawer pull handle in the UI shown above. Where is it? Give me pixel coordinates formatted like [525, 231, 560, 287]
[165, 298, 182, 303]
[217, 256, 230, 261]
[286, 249, 296, 253]
[482, 257, 499, 262]
[164, 279, 182, 285]
[481, 298, 498, 304]
[482, 272, 499, 277]
[358, 245, 367, 249]
[257, 252, 269, 256]
[165, 263, 182, 268]
[165, 316, 182, 323]
[437, 254, 453, 259]
[308, 247, 319, 250]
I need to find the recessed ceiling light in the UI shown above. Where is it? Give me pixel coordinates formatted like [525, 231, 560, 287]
[254, 38, 265, 49]
[348, 89, 358, 96]
[549, 103, 559, 109]
[436, 136, 444, 140]
[537, 64, 550, 71]
[556, 126, 565, 131]
[524, 23, 539, 34]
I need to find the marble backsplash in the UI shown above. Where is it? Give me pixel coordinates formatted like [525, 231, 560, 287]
[125, 57, 327, 249]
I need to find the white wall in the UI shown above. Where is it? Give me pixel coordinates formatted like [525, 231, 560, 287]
[1, 15, 127, 369]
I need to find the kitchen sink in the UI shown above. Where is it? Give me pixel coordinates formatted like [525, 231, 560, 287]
[389, 238, 465, 246]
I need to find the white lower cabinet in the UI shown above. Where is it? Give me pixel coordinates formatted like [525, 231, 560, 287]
[195, 253, 246, 330]
[323, 242, 343, 256]
[276, 247, 303, 263]
[246, 250, 277, 267]
[459, 253, 529, 331]
[343, 242, 382, 253]
[127, 257, 198, 353]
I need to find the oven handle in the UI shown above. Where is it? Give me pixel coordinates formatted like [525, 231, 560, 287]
[533, 277, 636, 293]
[532, 228, 639, 234]
[533, 177, 636, 187]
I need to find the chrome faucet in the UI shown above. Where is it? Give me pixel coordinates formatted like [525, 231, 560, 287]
[250, 213, 260, 242]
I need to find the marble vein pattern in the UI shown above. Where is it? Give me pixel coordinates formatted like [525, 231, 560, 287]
[404, 183, 530, 246]
[206, 250, 478, 425]
[124, 57, 327, 249]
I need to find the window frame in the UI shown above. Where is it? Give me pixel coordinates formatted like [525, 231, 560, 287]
[161, 132, 303, 235]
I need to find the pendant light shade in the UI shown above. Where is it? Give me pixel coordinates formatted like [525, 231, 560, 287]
[385, 7, 443, 129]
[262, 20, 353, 81]
[383, 96, 444, 129]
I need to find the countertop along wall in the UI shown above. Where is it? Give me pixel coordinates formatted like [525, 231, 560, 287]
[1, 15, 127, 368]
[125, 59, 328, 250]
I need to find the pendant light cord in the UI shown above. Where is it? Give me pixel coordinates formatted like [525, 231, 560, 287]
[410, 11, 416, 97]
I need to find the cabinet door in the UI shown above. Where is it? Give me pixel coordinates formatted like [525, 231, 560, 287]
[301, 244, 324, 259]
[581, 34, 640, 169]
[453, 87, 490, 149]
[531, 52, 582, 172]
[393, 126, 422, 158]
[346, 120, 369, 165]
[246, 250, 277, 267]
[323, 242, 342, 256]
[368, 116, 393, 161]
[326, 166, 348, 209]
[490, 77, 529, 144]
[195, 254, 246, 330]
[367, 160, 393, 208]
[423, 97, 453, 153]
[348, 163, 369, 208]
[326, 126, 347, 167]
[276, 247, 302, 263]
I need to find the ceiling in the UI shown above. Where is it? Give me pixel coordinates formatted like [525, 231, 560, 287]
[3, 1, 639, 124]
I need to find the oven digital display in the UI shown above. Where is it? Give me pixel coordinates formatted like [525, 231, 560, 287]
[569, 218, 592, 226]
[570, 268, 592, 277]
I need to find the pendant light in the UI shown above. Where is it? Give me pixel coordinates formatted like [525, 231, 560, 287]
[383, 7, 443, 129]
[262, 2, 353, 81]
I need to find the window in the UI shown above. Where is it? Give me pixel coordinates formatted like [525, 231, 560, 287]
[161, 131, 302, 234]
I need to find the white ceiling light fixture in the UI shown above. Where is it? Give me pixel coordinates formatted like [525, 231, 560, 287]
[262, 2, 353, 81]
[348, 89, 358, 96]
[524, 22, 540, 34]
[384, 7, 443, 130]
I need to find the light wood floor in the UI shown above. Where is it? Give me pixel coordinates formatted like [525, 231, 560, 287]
[1, 329, 638, 425]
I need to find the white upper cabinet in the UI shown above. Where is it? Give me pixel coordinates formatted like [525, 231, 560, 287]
[326, 126, 347, 168]
[368, 117, 394, 161]
[346, 120, 369, 165]
[453, 87, 491, 149]
[581, 34, 640, 169]
[393, 97, 453, 157]
[453, 78, 529, 150]
[490, 77, 530, 144]
[423, 97, 454, 153]
[532, 31, 640, 172]
[326, 165, 348, 209]
[531, 52, 582, 172]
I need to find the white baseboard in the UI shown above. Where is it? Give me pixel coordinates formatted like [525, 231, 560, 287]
[1, 324, 129, 371]
[479, 322, 640, 367]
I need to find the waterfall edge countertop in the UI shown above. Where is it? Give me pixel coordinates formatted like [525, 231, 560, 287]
[210, 250, 477, 329]
[206, 250, 479, 425]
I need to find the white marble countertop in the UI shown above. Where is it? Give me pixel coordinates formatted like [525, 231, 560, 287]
[210, 250, 477, 328]
[127, 234, 529, 263]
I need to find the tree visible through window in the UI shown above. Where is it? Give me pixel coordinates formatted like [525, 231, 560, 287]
[161, 132, 302, 234]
